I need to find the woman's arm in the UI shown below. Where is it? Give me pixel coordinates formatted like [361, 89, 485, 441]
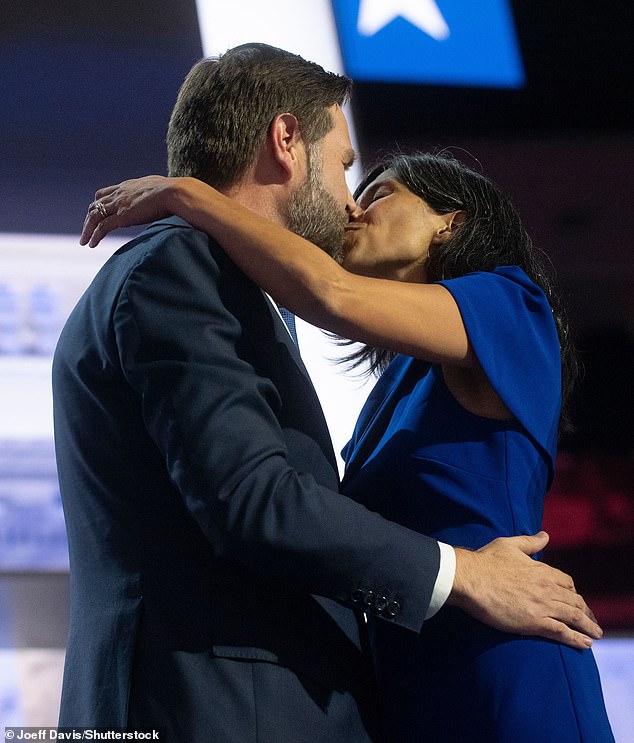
[83, 176, 473, 367]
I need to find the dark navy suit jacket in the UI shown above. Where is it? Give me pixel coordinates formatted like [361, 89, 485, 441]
[53, 217, 440, 742]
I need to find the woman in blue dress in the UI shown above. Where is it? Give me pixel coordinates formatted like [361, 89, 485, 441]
[82, 152, 614, 742]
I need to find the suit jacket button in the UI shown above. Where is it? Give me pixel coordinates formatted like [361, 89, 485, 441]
[352, 588, 364, 604]
[384, 600, 402, 618]
[363, 590, 375, 608]
[374, 595, 389, 613]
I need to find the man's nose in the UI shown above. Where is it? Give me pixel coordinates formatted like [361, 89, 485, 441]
[345, 190, 363, 221]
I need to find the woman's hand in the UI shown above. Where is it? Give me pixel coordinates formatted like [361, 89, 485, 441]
[81, 175, 176, 247]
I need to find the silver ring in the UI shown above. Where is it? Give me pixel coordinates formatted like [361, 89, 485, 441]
[94, 200, 108, 218]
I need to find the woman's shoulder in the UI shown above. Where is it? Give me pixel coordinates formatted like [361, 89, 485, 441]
[438, 265, 554, 340]
[438, 265, 561, 475]
[439, 265, 544, 299]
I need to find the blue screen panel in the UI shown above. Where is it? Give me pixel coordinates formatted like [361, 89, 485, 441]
[332, 0, 525, 88]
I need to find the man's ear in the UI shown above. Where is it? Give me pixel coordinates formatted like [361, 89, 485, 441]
[269, 113, 305, 180]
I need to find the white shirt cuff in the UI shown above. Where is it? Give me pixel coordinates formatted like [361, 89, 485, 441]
[424, 541, 456, 620]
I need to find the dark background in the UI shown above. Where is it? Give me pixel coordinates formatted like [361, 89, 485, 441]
[1, 0, 633, 623]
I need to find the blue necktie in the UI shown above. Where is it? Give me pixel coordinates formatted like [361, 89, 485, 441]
[277, 305, 298, 346]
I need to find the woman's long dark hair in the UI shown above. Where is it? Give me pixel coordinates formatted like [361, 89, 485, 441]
[344, 151, 578, 429]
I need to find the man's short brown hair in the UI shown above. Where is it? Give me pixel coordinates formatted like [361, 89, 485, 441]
[167, 43, 352, 190]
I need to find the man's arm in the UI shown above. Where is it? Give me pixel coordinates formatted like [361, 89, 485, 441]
[115, 226, 441, 631]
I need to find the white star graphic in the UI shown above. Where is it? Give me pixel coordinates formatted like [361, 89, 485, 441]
[357, 0, 450, 40]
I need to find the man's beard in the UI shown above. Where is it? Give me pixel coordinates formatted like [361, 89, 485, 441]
[281, 145, 347, 262]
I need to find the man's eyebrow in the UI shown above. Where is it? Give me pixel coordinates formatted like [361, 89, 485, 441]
[343, 149, 356, 170]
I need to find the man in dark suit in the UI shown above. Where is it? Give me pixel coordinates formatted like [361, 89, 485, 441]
[54, 44, 599, 742]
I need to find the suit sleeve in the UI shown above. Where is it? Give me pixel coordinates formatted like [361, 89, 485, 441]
[113, 226, 439, 632]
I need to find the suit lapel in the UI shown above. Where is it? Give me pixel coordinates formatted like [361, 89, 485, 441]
[262, 293, 316, 388]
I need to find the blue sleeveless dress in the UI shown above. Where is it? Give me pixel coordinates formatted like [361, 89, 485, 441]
[341, 266, 614, 743]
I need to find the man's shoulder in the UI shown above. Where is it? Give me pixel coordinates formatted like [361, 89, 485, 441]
[98, 216, 223, 280]
[112, 216, 260, 304]
[117, 215, 212, 259]
[79, 217, 255, 320]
